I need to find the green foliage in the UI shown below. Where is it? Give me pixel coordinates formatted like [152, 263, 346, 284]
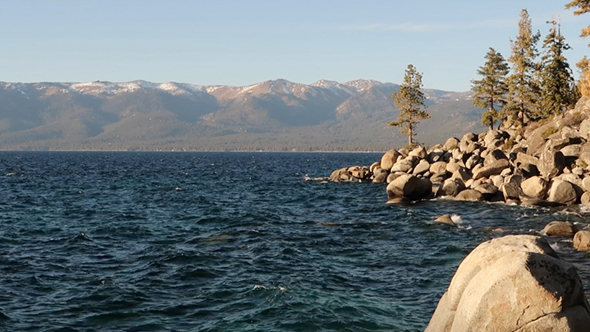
[540, 126, 558, 139]
[502, 137, 515, 151]
[504, 9, 541, 128]
[388, 64, 430, 146]
[538, 21, 577, 117]
[472, 48, 510, 130]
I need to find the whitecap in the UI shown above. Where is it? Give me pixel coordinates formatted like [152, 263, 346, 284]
[456, 224, 472, 230]
[450, 214, 463, 224]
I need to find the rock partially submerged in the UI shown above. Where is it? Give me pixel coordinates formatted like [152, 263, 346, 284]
[574, 230, 590, 251]
[540, 221, 579, 237]
[425, 235, 590, 332]
[434, 214, 455, 226]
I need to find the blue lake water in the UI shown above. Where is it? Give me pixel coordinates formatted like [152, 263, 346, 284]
[0, 151, 589, 331]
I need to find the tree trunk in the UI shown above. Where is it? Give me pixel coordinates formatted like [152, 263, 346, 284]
[408, 124, 413, 146]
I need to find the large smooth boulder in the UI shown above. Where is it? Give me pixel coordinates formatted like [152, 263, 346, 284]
[472, 159, 510, 180]
[372, 172, 388, 183]
[454, 189, 483, 201]
[409, 146, 427, 159]
[501, 175, 523, 199]
[412, 159, 431, 175]
[430, 161, 448, 175]
[547, 137, 580, 151]
[438, 178, 466, 197]
[386, 174, 432, 201]
[425, 235, 590, 332]
[473, 182, 500, 201]
[464, 154, 481, 170]
[446, 159, 461, 173]
[483, 130, 505, 149]
[369, 161, 381, 173]
[483, 149, 508, 167]
[547, 179, 578, 205]
[520, 176, 549, 199]
[580, 117, 590, 139]
[541, 221, 579, 237]
[574, 231, 590, 251]
[539, 147, 566, 178]
[391, 158, 414, 173]
[443, 137, 460, 151]
[515, 152, 539, 166]
[578, 143, 590, 167]
[559, 173, 585, 199]
[561, 144, 582, 158]
[380, 149, 401, 171]
[451, 167, 471, 183]
[525, 127, 550, 157]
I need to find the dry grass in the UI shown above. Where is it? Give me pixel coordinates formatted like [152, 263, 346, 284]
[540, 126, 558, 139]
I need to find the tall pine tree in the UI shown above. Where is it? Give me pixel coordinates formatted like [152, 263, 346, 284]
[472, 48, 509, 130]
[504, 9, 541, 127]
[388, 64, 430, 147]
[539, 20, 577, 117]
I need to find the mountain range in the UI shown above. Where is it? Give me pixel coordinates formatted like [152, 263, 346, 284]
[0, 79, 485, 151]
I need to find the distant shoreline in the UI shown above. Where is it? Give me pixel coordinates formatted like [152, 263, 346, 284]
[0, 149, 386, 154]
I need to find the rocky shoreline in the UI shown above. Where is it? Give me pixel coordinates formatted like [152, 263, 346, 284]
[331, 97, 590, 208]
[330, 97, 590, 331]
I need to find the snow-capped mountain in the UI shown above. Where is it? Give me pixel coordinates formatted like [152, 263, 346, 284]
[0, 79, 483, 151]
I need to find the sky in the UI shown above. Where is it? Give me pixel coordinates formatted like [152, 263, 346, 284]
[1, 0, 589, 91]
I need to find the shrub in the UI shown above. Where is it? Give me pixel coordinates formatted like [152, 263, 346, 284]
[541, 126, 558, 139]
[503, 137, 515, 151]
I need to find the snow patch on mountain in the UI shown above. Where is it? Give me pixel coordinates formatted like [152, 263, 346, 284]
[343, 79, 382, 92]
[157, 82, 206, 95]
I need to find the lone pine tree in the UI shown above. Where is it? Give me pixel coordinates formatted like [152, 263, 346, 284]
[472, 48, 509, 130]
[388, 64, 430, 146]
[504, 9, 541, 127]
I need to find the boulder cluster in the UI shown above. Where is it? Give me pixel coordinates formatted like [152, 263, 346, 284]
[330, 97, 590, 207]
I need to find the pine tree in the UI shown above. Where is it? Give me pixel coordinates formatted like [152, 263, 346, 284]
[388, 64, 430, 147]
[566, 0, 590, 45]
[472, 48, 509, 130]
[539, 20, 577, 117]
[504, 9, 541, 127]
[566, 1, 590, 97]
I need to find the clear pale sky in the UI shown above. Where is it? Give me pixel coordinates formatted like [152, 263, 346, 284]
[1, 0, 588, 91]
